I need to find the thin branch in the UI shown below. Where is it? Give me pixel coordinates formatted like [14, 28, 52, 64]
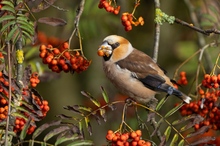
[68, 0, 85, 51]
[174, 18, 220, 36]
[5, 41, 12, 146]
[153, 0, 161, 63]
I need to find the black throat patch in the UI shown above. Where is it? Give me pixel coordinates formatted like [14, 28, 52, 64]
[103, 42, 120, 61]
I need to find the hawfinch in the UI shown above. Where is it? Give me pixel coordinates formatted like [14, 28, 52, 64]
[97, 35, 191, 104]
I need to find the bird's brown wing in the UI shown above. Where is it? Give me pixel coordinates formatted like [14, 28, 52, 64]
[116, 49, 166, 90]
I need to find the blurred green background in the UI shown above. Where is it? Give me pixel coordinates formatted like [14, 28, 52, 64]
[24, 0, 220, 145]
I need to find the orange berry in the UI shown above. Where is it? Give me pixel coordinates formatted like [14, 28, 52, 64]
[63, 42, 69, 49]
[213, 83, 219, 88]
[145, 141, 151, 146]
[180, 71, 186, 77]
[121, 15, 128, 22]
[51, 59, 58, 65]
[136, 130, 142, 136]
[211, 75, 217, 83]
[138, 139, 146, 145]
[63, 51, 70, 59]
[131, 141, 138, 146]
[39, 45, 47, 51]
[113, 9, 119, 15]
[125, 25, 132, 31]
[120, 134, 127, 141]
[31, 83, 37, 88]
[53, 48, 60, 55]
[130, 131, 137, 139]
[199, 89, 205, 95]
[1, 98, 7, 105]
[97, 50, 105, 56]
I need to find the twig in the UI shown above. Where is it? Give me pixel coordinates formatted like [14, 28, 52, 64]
[174, 18, 220, 36]
[153, 0, 161, 63]
[68, 0, 85, 52]
[5, 41, 12, 146]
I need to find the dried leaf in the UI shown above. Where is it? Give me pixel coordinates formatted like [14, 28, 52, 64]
[56, 114, 72, 119]
[186, 125, 210, 138]
[31, 0, 57, 12]
[189, 136, 215, 146]
[66, 140, 94, 146]
[55, 134, 81, 146]
[38, 17, 67, 26]
[32, 120, 61, 139]
[44, 126, 70, 142]
[63, 105, 82, 115]
[180, 115, 204, 132]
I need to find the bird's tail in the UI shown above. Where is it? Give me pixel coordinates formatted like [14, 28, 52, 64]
[158, 84, 191, 104]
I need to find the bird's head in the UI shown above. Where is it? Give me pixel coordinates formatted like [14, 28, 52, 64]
[97, 35, 134, 62]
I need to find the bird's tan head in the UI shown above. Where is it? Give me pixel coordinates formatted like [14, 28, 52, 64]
[98, 35, 133, 62]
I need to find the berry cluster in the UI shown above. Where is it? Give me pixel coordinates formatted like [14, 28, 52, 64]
[179, 73, 220, 131]
[0, 68, 49, 135]
[121, 13, 144, 31]
[177, 71, 188, 85]
[30, 72, 40, 87]
[106, 130, 151, 146]
[202, 74, 220, 89]
[39, 43, 91, 73]
[14, 118, 36, 134]
[98, 0, 120, 15]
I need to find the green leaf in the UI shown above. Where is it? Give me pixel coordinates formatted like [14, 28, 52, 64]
[21, 30, 33, 42]
[164, 102, 184, 118]
[170, 134, 178, 146]
[164, 126, 171, 141]
[20, 118, 31, 140]
[81, 91, 100, 107]
[100, 86, 109, 103]
[66, 140, 94, 146]
[55, 134, 81, 146]
[156, 96, 168, 111]
[202, 14, 217, 23]
[178, 139, 185, 146]
[84, 116, 92, 135]
[6, 25, 18, 41]
[99, 108, 107, 122]
[44, 126, 70, 142]
[1, 0, 14, 7]
[1, 5, 15, 14]
[32, 120, 62, 139]
[11, 112, 28, 121]
[0, 15, 15, 23]
[0, 20, 16, 34]
[77, 105, 92, 112]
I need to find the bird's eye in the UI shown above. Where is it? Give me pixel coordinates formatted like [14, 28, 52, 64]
[110, 42, 120, 50]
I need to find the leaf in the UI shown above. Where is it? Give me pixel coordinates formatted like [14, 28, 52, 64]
[32, 120, 62, 139]
[156, 96, 168, 111]
[100, 86, 109, 103]
[178, 139, 185, 146]
[66, 140, 94, 146]
[55, 134, 81, 146]
[172, 114, 199, 125]
[0, 18, 15, 33]
[189, 136, 215, 146]
[38, 17, 67, 26]
[202, 14, 217, 23]
[10, 112, 28, 121]
[84, 117, 92, 135]
[6, 25, 18, 41]
[186, 125, 210, 139]
[31, 0, 57, 12]
[180, 115, 204, 132]
[164, 126, 171, 141]
[99, 108, 107, 122]
[81, 91, 101, 107]
[44, 126, 70, 142]
[56, 114, 72, 119]
[170, 134, 178, 146]
[20, 118, 32, 140]
[164, 102, 184, 118]
[0, 15, 15, 23]
[1, 0, 14, 8]
[1, 5, 15, 14]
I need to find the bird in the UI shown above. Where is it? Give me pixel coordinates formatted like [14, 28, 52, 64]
[97, 35, 191, 105]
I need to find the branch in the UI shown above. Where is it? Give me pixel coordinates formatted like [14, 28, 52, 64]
[174, 18, 220, 36]
[153, 0, 161, 63]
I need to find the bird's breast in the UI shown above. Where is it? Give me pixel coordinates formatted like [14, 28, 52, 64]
[103, 61, 156, 103]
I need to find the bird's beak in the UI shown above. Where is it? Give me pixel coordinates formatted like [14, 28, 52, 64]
[97, 42, 112, 57]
